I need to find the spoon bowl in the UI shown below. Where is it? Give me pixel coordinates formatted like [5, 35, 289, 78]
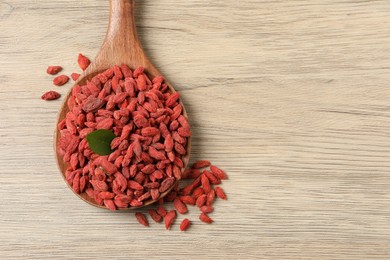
[55, 0, 191, 210]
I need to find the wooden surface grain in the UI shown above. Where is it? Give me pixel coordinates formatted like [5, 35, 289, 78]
[1, 0, 390, 259]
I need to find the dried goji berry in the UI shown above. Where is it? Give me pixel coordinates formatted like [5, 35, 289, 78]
[78, 53, 90, 71]
[47, 66, 62, 75]
[53, 75, 69, 86]
[135, 212, 149, 227]
[41, 91, 60, 100]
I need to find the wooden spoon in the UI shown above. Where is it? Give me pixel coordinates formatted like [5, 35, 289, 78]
[55, 0, 191, 210]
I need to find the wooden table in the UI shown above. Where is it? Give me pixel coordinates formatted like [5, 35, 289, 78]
[1, 1, 390, 259]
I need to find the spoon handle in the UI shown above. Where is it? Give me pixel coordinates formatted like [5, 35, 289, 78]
[106, 0, 138, 48]
[93, 0, 146, 70]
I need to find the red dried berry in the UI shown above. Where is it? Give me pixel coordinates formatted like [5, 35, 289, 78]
[180, 195, 196, 205]
[113, 65, 123, 79]
[192, 187, 205, 199]
[215, 187, 227, 200]
[53, 75, 70, 86]
[46, 66, 62, 75]
[206, 190, 216, 206]
[133, 66, 144, 77]
[201, 174, 212, 193]
[165, 92, 180, 107]
[156, 205, 167, 217]
[137, 191, 151, 202]
[177, 127, 192, 137]
[121, 64, 133, 78]
[78, 53, 90, 71]
[192, 160, 211, 169]
[90, 180, 109, 192]
[196, 194, 207, 208]
[141, 127, 159, 137]
[130, 199, 143, 207]
[148, 209, 162, 223]
[210, 165, 228, 180]
[203, 170, 221, 185]
[41, 91, 60, 101]
[174, 142, 186, 155]
[71, 72, 81, 81]
[180, 218, 191, 231]
[159, 177, 175, 193]
[200, 206, 214, 214]
[164, 134, 174, 152]
[150, 188, 160, 201]
[128, 180, 143, 190]
[164, 210, 177, 230]
[135, 212, 149, 227]
[99, 191, 115, 200]
[103, 199, 116, 211]
[174, 198, 188, 214]
[199, 213, 213, 224]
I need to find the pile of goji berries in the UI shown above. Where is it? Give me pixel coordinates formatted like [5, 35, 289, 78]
[45, 53, 228, 232]
[57, 62, 191, 211]
[135, 160, 228, 231]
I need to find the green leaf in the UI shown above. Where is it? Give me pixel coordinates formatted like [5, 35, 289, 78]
[86, 129, 116, 156]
